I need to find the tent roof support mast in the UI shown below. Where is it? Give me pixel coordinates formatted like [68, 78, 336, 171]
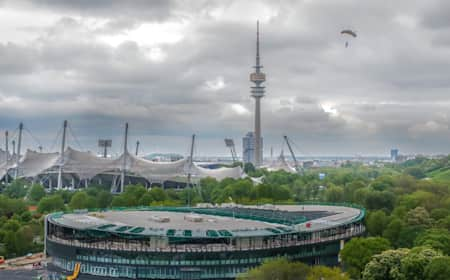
[120, 122, 129, 193]
[4, 131, 8, 184]
[283, 135, 301, 174]
[187, 134, 195, 207]
[14, 123, 23, 180]
[57, 120, 67, 190]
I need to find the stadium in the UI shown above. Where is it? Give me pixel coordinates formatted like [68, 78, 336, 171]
[45, 203, 365, 279]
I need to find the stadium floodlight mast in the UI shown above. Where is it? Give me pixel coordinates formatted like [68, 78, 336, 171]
[135, 140, 140, 156]
[98, 139, 112, 158]
[224, 138, 238, 163]
[11, 140, 15, 156]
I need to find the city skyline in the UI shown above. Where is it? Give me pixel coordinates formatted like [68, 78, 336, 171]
[1, 1, 450, 157]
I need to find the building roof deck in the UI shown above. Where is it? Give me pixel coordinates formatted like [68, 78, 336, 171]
[49, 204, 364, 238]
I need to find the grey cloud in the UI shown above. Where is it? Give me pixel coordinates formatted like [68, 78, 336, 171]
[421, 0, 450, 30]
[1, 1, 450, 156]
[0, 43, 37, 74]
[12, 0, 174, 21]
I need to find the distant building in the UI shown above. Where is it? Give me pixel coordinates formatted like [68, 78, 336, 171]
[242, 132, 263, 165]
[303, 161, 315, 169]
[144, 153, 183, 162]
[390, 149, 399, 162]
[318, 173, 326, 180]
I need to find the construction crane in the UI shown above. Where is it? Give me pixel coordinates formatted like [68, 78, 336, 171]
[283, 135, 303, 174]
[66, 262, 81, 280]
[224, 138, 238, 163]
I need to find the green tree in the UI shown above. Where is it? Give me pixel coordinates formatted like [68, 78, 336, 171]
[400, 191, 438, 212]
[69, 192, 96, 210]
[439, 215, 450, 231]
[237, 258, 310, 280]
[404, 167, 426, 179]
[15, 225, 34, 256]
[370, 176, 394, 191]
[366, 210, 390, 236]
[400, 247, 442, 280]
[397, 225, 425, 248]
[20, 211, 32, 223]
[424, 256, 450, 280]
[111, 195, 127, 207]
[341, 237, 391, 279]
[382, 218, 404, 247]
[243, 162, 256, 174]
[0, 195, 27, 217]
[28, 184, 46, 203]
[2, 219, 21, 232]
[406, 207, 432, 226]
[345, 180, 366, 202]
[414, 229, 450, 255]
[273, 184, 291, 201]
[361, 248, 409, 280]
[222, 180, 253, 203]
[307, 266, 349, 280]
[149, 187, 168, 202]
[96, 190, 112, 208]
[325, 185, 345, 202]
[430, 208, 450, 221]
[138, 193, 153, 206]
[120, 185, 147, 206]
[37, 195, 65, 213]
[364, 191, 395, 211]
[4, 179, 28, 198]
[199, 177, 218, 203]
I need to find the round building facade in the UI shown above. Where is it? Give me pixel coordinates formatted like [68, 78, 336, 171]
[45, 204, 365, 279]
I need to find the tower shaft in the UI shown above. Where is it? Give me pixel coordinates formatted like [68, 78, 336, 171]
[254, 97, 262, 166]
[250, 21, 265, 167]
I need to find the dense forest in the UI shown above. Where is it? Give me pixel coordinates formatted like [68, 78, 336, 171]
[1, 156, 450, 279]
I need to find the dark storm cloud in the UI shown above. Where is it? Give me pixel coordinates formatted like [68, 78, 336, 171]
[0, 0, 450, 156]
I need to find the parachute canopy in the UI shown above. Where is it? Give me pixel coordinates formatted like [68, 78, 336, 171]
[341, 30, 357, 37]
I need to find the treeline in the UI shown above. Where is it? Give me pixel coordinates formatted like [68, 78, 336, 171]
[237, 258, 349, 280]
[0, 161, 449, 278]
[0, 180, 44, 258]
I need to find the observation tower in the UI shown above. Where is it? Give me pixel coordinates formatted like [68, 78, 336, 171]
[250, 21, 265, 167]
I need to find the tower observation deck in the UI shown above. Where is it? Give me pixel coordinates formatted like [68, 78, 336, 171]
[250, 21, 265, 167]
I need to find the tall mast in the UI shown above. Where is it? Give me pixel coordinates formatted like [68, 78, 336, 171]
[5, 131, 8, 184]
[57, 120, 67, 190]
[5, 131, 8, 162]
[284, 135, 302, 174]
[120, 122, 129, 193]
[14, 123, 23, 180]
[250, 21, 266, 167]
[187, 134, 195, 207]
[135, 140, 140, 156]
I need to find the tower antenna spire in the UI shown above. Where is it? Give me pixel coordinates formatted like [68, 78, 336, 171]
[256, 20, 260, 68]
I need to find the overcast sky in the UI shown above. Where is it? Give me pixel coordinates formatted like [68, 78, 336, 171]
[1, 0, 450, 157]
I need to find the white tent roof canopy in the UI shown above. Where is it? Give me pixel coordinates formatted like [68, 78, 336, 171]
[1, 146, 243, 184]
[265, 152, 297, 173]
